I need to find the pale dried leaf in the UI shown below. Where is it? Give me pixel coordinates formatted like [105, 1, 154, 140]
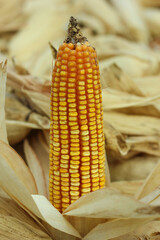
[136, 160, 160, 199]
[64, 188, 160, 219]
[24, 139, 47, 197]
[101, 64, 143, 96]
[82, 0, 125, 34]
[0, 0, 25, 33]
[140, 187, 160, 205]
[139, 0, 160, 7]
[30, 131, 49, 195]
[104, 122, 129, 157]
[6, 95, 31, 122]
[110, 156, 159, 181]
[0, 140, 37, 194]
[101, 66, 160, 118]
[111, 0, 149, 42]
[100, 56, 158, 78]
[0, 152, 81, 239]
[113, 221, 160, 240]
[126, 136, 160, 156]
[102, 89, 160, 110]
[133, 74, 160, 96]
[94, 35, 158, 61]
[0, 56, 8, 143]
[20, 90, 50, 117]
[83, 218, 150, 240]
[9, 0, 81, 77]
[77, 13, 106, 34]
[111, 180, 143, 196]
[144, 8, 160, 36]
[104, 111, 160, 136]
[0, 196, 42, 230]
[6, 120, 40, 145]
[7, 68, 50, 94]
[32, 195, 81, 239]
[0, 215, 51, 240]
[6, 95, 50, 129]
[105, 127, 160, 160]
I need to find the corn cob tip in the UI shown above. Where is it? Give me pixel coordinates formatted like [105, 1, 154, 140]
[49, 18, 105, 212]
[65, 16, 88, 45]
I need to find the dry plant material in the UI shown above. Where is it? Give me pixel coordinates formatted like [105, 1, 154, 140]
[24, 139, 47, 197]
[133, 74, 160, 96]
[49, 16, 106, 213]
[77, 13, 106, 35]
[0, 140, 37, 194]
[1, 141, 160, 240]
[139, 0, 160, 7]
[0, 0, 25, 33]
[104, 111, 160, 136]
[0, 193, 51, 240]
[1, 0, 160, 237]
[113, 221, 160, 240]
[8, 0, 82, 78]
[111, 0, 149, 42]
[6, 60, 160, 162]
[0, 56, 8, 143]
[5, 94, 50, 145]
[28, 131, 50, 195]
[144, 8, 160, 37]
[111, 180, 144, 196]
[6, 120, 41, 146]
[82, 0, 125, 34]
[110, 155, 159, 181]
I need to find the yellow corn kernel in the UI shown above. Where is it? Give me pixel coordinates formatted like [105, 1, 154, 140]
[49, 17, 105, 213]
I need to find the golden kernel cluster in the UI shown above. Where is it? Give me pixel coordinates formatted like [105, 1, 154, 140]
[49, 42, 105, 212]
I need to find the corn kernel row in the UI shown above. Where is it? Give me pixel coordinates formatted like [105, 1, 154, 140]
[49, 42, 105, 212]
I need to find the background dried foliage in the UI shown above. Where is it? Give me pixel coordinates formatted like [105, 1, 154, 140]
[1, 0, 160, 239]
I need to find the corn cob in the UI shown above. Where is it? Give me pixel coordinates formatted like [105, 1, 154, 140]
[49, 17, 105, 213]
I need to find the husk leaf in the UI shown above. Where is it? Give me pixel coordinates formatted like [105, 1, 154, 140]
[0, 150, 81, 239]
[0, 56, 8, 143]
[24, 139, 47, 197]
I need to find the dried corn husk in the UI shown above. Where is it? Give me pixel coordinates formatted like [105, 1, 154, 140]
[0, 56, 8, 143]
[7, 68, 50, 92]
[0, 147, 81, 239]
[110, 155, 159, 181]
[1, 1, 160, 238]
[0, 0, 25, 33]
[9, 0, 81, 78]
[144, 8, 160, 37]
[1, 144, 160, 240]
[0, 140, 37, 194]
[111, 180, 143, 196]
[29, 131, 49, 194]
[101, 64, 144, 96]
[136, 160, 160, 200]
[82, 0, 125, 34]
[0, 194, 51, 240]
[6, 120, 41, 145]
[92, 35, 159, 61]
[108, 221, 160, 240]
[83, 218, 151, 240]
[6, 61, 160, 160]
[138, 0, 160, 7]
[100, 56, 159, 78]
[111, 0, 149, 42]
[6, 94, 49, 127]
[104, 111, 160, 136]
[24, 139, 47, 197]
[133, 74, 160, 96]
[77, 13, 106, 35]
